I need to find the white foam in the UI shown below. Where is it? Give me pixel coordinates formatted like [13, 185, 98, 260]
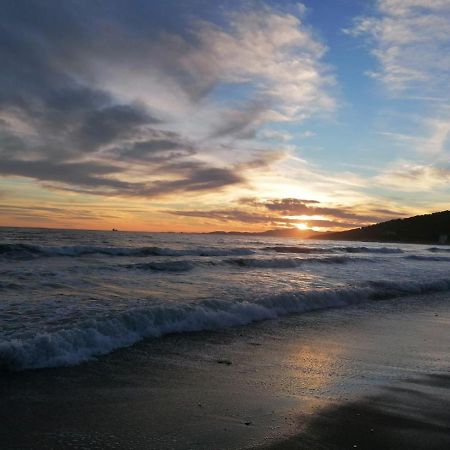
[227, 256, 366, 268]
[0, 243, 255, 259]
[405, 255, 450, 262]
[428, 247, 450, 253]
[267, 245, 403, 254]
[2, 277, 450, 371]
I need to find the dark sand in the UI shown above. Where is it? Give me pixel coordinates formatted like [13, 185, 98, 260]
[1, 292, 450, 449]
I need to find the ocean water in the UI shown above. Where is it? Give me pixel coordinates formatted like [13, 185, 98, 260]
[1, 227, 450, 371]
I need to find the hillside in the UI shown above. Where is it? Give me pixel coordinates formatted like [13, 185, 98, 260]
[316, 211, 450, 244]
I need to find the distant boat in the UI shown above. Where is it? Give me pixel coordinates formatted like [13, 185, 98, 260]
[112, 228, 118, 232]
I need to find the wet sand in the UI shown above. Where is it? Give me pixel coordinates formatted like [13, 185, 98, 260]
[1, 292, 450, 449]
[265, 373, 450, 450]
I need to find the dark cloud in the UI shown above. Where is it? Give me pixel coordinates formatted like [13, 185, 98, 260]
[0, 204, 121, 221]
[75, 104, 158, 151]
[140, 167, 244, 197]
[0, 2, 247, 198]
[0, 156, 243, 198]
[252, 197, 320, 209]
[259, 198, 382, 222]
[167, 208, 359, 229]
[209, 102, 269, 140]
[0, 1, 328, 205]
[167, 196, 404, 230]
[166, 209, 284, 225]
[0, 159, 128, 190]
[110, 130, 196, 162]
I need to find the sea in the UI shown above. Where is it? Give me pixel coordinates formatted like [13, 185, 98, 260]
[1, 227, 450, 371]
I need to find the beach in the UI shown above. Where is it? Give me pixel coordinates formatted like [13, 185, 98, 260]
[1, 290, 449, 449]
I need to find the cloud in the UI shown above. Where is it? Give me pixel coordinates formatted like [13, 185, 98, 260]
[75, 104, 158, 151]
[253, 198, 382, 222]
[375, 162, 450, 191]
[109, 130, 196, 162]
[167, 196, 400, 230]
[0, 1, 335, 202]
[208, 101, 270, 140]
[259, 129, 293, 142]
[347, 0, 450, 93]
[166, 207, 360, 229]
[183, 7, 335, 118]
[379, 116, 450, 155]
[165, 209, 283, 225]
[0, 204, 121, 222]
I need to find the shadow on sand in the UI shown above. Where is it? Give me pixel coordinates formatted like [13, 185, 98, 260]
[263, 373, 450, 450]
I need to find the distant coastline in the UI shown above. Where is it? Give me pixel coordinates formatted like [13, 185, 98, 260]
[209, 210, 450, 245]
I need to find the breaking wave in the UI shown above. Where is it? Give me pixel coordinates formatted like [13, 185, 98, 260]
[428, 247, 450, 253]
[267, 245, 403, 254]
[226, 256, 371, 268]
[0, 243, 254, 259]
[125, 256, 377, 272]
[130, 260, 196, 272]
[2, 277, 450, 371]
[266, 246, 326, 254]
[405, 255, 450, 262]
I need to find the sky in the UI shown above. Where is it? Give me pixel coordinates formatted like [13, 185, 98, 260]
[1, 0, 450, 232]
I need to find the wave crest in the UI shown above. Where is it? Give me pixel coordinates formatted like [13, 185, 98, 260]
[267, 245, 403, 254]
[0, 243, 254, 259]
[2, 277, 450, 371]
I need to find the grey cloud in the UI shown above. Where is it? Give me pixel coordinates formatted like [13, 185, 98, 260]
[165, 209, 290, 225]
[209, 102, 269, 140]
[260, 198, 381, 222]
[168, 196, 402, 229]
[0, 2, 160, 163]
[111, 130, 196, 162]
[300, 219, 358, 228]
[261, 197, 320, 210]
[0, 2, 251, 199]
[0, 204, 121, 221]
[0, 1, 329, 202]
[75, 104, 158, 151]
[0, 158, 128, 190]
[167, 208, 359, 229]
[0, 155, 243, 198]
[140, 168, 244, 197]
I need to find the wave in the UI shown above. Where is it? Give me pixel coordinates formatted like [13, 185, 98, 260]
[405, 255, 450, 262]
[2, 277, 450, 371]
[266, 246, 326, 254]
[267, 245, 403, 254]
[0, 280, 21, 290]
[126, 256, 376, 272]
[226, 256, 370, 269]
[0, 243, 254, 259]
[428, 247, 450, 253]
[335, 246, 403, 254]
[130, 260, 196, 272]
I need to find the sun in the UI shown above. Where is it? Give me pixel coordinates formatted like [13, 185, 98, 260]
[295, 223, 310, 230]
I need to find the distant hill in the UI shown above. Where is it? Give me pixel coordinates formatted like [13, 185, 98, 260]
[316, 211, 450, 244]
[208, 227, 320, 239]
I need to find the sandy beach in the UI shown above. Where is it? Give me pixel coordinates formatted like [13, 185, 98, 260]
[0, 291, 449, 449]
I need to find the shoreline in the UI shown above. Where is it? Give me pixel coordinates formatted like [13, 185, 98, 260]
[1, 291, 450, 449]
